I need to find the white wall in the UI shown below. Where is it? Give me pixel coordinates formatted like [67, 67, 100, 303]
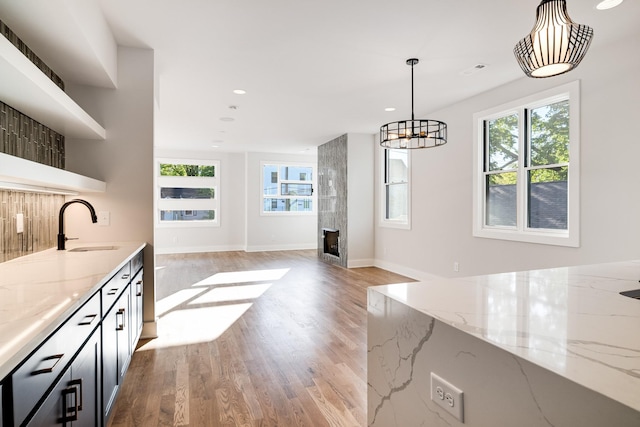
[375, 35, 640, 279]
[64, 47, 156, 336]
[245, 151, 317, 251]
[347, 133, 375, 267]
[154, 149, 246, 254]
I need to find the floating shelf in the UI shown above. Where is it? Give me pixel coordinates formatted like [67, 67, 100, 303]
[0, 153, 106, 194]
[0, 35, 106, 140]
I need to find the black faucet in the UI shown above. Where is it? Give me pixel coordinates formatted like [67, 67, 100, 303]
[57, 199, 98, 250]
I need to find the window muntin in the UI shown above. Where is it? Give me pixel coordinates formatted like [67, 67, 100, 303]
[157, 159, 219, 226]
[473, 81, 579, 247]
[261, 163, 315, 214]
[381, 148, 410, 228]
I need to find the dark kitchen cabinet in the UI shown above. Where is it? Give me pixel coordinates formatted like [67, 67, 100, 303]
[101, 282, 131, 425]
[130, 269, 143, 349]
[1, 246, 144, 427]
[26, 328, 100, 426]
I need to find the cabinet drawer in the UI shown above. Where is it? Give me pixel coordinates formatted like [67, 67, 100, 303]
[102, 262, 131, 315]
[12, 291, 100, 426]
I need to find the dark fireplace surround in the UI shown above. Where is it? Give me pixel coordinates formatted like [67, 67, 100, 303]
[322, 228, 340, 257]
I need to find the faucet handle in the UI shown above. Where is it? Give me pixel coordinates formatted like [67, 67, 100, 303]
[65, 237, 79, 241]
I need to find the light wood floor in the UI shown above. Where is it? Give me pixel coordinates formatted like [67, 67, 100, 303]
[108, 250, 412, 427]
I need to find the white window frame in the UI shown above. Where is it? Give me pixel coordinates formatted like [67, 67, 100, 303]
[260, 161, 316, 216]
[380, 147, 411, 230]
[472, 81, 580, 247]
[155, 158, 220, 228]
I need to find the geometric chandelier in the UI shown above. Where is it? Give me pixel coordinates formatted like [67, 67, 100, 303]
[380, 58, 447, 149]
[514, 0, 594, 78]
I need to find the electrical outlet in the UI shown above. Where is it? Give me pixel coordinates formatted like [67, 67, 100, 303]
[431, 372, 464, 422]
[98, 211, 110, 226]
[453, 261, 460, 272]
[16, 213, 24, 233]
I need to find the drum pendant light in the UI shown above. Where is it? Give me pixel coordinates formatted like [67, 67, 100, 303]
[514, 0, 594, 78]
[380, 58, 447, 149]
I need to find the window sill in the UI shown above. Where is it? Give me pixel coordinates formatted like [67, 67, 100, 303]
[473, 227, 579, 247]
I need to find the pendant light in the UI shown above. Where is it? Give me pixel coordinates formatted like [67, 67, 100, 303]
[514, 0, 594, 78]
[380, 58, 447, 149]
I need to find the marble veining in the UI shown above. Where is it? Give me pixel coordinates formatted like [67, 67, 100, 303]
[0, 241, 145, 379]
[369, 259, 640, 423]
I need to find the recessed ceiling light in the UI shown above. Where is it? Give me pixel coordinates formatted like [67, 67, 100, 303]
[460, 63, 488, 76]
[220, 117, 235, 122]
[385, 107, 396, 112]
[233, 89, 246, 95]
[596, 0, 623, 9]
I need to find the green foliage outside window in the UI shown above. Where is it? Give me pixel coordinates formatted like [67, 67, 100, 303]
[160, 164, 215, 177]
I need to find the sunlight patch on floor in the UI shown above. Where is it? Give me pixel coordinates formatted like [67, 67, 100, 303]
[156, 288, 208, 317]
[189, 283, 272, 305]
[191, 268, 290, 286]
[137, 303, 252, 350]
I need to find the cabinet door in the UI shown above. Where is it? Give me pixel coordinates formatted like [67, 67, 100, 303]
[26, 328, 100, 427]
[71, 330, 100, 427]
[102, 285, 131, 425]
[130, 269, 144, 348]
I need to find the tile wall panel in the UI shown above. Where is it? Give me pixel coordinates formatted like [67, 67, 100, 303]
[0, 101, 65, 168]
[0, 190, 64, 263]
[317, 134, 348, 267]
[0, 19, 65, 90]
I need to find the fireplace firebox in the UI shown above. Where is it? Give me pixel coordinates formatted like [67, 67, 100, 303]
[322, 228, 340, 257]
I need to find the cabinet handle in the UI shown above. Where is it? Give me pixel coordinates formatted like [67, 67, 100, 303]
[107, 288, 119, 296]
[116, 308, 126, 331]
[136, 280, 143, 297]
[69, 378, 84, 411]
[60, 380, 80, 422]
[122, 273, 130, 279]
[78, 313, 98, 326]
[31, 354, 64, 375]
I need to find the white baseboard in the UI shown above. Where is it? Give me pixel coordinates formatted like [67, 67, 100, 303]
[141, 319, 158, 339]
[372, 259, 443, 282]
[347, 258, 375, 268]
[155, 244, 245, 255]
[245, 243, 317, 252]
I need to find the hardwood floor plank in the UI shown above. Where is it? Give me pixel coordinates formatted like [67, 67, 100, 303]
[109, 250, 413, 426]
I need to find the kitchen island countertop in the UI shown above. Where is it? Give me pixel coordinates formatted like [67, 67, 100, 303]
[369, 259, 640, 412]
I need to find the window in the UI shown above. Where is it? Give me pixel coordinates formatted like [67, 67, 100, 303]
[381, 148, 410, 229]
[261, 162, 315, 214]
[156, 159, 219, 226]
[473, 81, 580, 246]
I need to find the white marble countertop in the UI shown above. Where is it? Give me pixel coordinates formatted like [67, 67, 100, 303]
[371, 260, 640, 412]
[0, 241, 145, 380]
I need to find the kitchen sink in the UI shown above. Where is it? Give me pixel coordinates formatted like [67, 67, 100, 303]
[68, 246, 118, 252]
[620, 289, 640, 300]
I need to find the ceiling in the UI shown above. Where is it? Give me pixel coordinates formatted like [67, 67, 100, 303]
[0, 0, 638, 154]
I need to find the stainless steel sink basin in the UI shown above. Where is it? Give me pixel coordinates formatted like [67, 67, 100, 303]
[68, 246, 118, 252]
[620, 289, 640, 300]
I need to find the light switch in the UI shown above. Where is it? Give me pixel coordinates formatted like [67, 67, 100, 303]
[98, 211, 110, 226]
[16, 213, 24, 233]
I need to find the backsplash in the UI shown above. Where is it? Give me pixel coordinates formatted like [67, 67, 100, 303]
[0, 190, 64, 263]
[0, 100, 65, 168]
[0, 19, 65, 90]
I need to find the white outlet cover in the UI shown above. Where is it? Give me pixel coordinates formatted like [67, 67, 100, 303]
[16, 213, 24, 233]
[431, 372, 464, 422]
[98, 211, 110, 226]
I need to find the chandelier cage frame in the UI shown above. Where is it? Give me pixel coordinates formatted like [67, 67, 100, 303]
[379, 58, 447, 149]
